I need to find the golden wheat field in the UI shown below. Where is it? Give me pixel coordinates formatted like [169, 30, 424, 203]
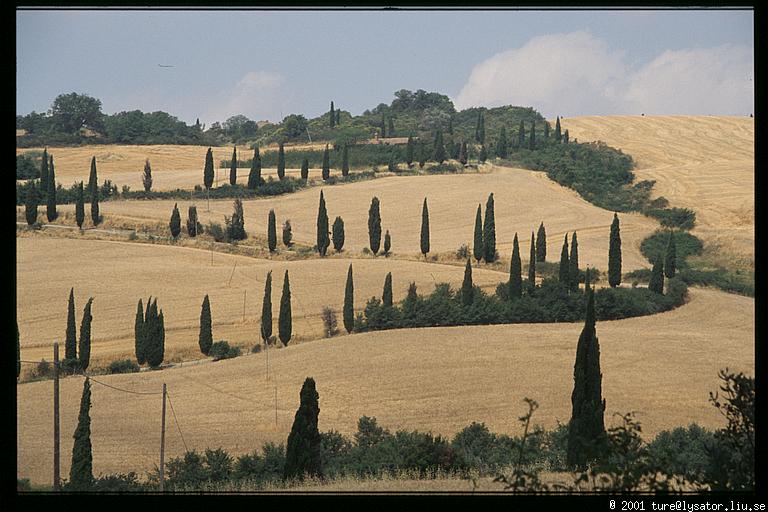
[16, 143, 337, 191]
[16, 237, 508, 366]
[16, 285, 753, 485]
[51, 164, 659, 272]
[563, 116, 754, 266]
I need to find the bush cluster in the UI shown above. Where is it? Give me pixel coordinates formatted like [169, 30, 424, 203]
[210, 341, 241, 361]
[106, 359, 140, 374]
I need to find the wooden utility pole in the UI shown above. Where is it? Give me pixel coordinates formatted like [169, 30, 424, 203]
[53, 342, 60, 491]
[159, 383, 167, 492]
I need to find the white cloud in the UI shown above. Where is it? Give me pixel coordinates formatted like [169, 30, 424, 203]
[202, 71, 288, 125]
[454, 33, 753, 117]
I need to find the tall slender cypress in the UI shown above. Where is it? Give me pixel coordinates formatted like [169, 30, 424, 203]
[283, 377, 322, 481]
[420, 198, 430, 258]
[187, 206, 201, 237]
[75, 182, 85, 229]
[248, 146, 262, 189]
[322, 145, 330, 181]
[317, 191, 329, 256]
[332, 216, 345, 252]
[278, 270, 292, 346]
[90, 157, 100, 225]
[649, 253, 665, 294]
[529, 120, 536, 150]
[528, 232, 537, 292]
[65, 288, 77, 360]
[496, 127, 508, 159]
[25, 181, 38, 226]
[433, 130, 445, 164]
[169, 203, 181, 238]
[461, 258, 474, 305]
[343, 264, 354, 333]
[46, 155, 57, 222]
[261, 272, 273, 344]
[277, 142, 286, 180]
[229, 146, 238, 186]
[78, 298, 93, 371]
[142, 159, 153, 192]
[135, 298, 145, 364]
[536, 222, 547, 263]
[69, 378, 94, 490]
[459, 141, 468, 165]
[473, 204, 484, 263]
[569, 231, 580, 292]
[566, 287, 606, 469]
[608, 213, 622, 287]
[483, 193, 496, 263]
[382, 272, 393, 308]
[329, 101, 335, 128]
[564, 129, 570, 144]
[283, 220, 293, 247]
[301, 157, 310, 181]
[368, 197, 382, 255]
[665, 231, 677, 278]
[199, 295, 213, 356]
[509, 233, 522, 299]
[380, 115, 386, 138]
[145, 298, 165, 367]
[268, 210, 277, 253]
[40, 148, 49, 193]
[341, 145, 349, 176]
[559, 234, 570, 285]
[544, 121, 550, 140]
[383, 230, 391, 255]
[555, 116, 562, 142]
[203, 147, 214, 190]
[518, 120, 525, 148]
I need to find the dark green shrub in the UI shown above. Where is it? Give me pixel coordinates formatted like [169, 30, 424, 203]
[91, 472, 148, 492]
[647, 424, 714, 483]
[210, 340, 241, 361]
[106, 359, 140, 374]
[645, 207, 696, 230]
[206, 222, 228, 242]
[640, 230, 703, 264]
[59, 357, 81, 375]
[233, 442, 286, 484]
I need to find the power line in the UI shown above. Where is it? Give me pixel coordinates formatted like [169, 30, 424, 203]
[167, 392, 189, 453]
[84, 374, 164, 395]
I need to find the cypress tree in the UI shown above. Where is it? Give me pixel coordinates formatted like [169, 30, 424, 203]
[25, 181, 38, 226]
[65, 288, 77, 360]
[203, 147, 214, 190]
[569, 231, 580, 292]
[278, 270, 292, 346]
[368, 197, 382, 255]
[332, 216, 345, 252]
[388, 117, 395, 138]
[284, 377, 322, 481]
[301, 157, 310, 181]
[536, 222, 547, 263]
[529, 120, 536, 150]
[268, 210, 277, 253]
[329, 101, 335, 128]
[483, 193, 496, 263]
[145, 299, 165, 368]
[142, 159, 153, 192]
[649, 253, 665, 294]
[247, 146, 262, 189]
[509, 233, 522, 299]
[90, 157, 100, 225]
[78, 298, 93, 371]
[418, 142, 427, 168]
[46, 155, 57, 222]
[199, 295, 213, 356]
[228, 198, 246, 241]
[518, 120, 525, 148]
[343, 264, 354, 333]
[40, 147, 49, 192]
[479, 144, 487, 163]
[316, 191, 330, 256]
[459, 141, 468, 165]
[406, 136, 414, 168]
[566, 286, 606, 469]
[283, 220, 293, 247]
[555, 116, 562, 142]
[473, 204, 484, 263]
[475, 111, 485, 143]
[564, 129, 570, 144]
[69, 378, 94, 490]
[496, 127, 508, 159]
[433, 130, 445, 164]
[229, 146, 237, 186]
[322, 145, 330, 181]
[156, 309, 165, 366]
[461, 258, 474, 306]
[169, 203, 181, 238]
[528, 231, 536, 293]
[420, 198, 430, 258]
[75, 182, 85, 229]
[135, 298, 145, 364]
[382, 272, 393, 308]
[383, 230, 391, 255]
[187, 206, 201, 237]
[608, 213, 622, 287]
[277, 142, 286, 180]
[380, 115, 386, 138]
[544, 121, 550, 140]
[261, 271, 273, 344]
[559, 234, 570, 286]
[665, 231, 677, 278]
[341, 145, 349, 177]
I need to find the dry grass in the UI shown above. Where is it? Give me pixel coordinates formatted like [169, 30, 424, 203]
[563, 116, 754, 266]
[49, 164, 659, 272]
[16, 285, 753, 485]
[16, 236, 508, 367]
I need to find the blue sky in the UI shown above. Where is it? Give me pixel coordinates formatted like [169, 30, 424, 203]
[16, 9, 754, 125]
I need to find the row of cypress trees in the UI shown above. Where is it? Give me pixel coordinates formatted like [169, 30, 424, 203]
[63, 289, 94, 371]
[134, 297, 165, 367]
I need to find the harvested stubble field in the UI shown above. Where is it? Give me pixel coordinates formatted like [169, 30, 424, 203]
[16, 286, 753, 485]
[16, 143, 341, 191]
[16, 237, 508, 367]
[563, 116, 754, 267]
[53, 165, 659, 272]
